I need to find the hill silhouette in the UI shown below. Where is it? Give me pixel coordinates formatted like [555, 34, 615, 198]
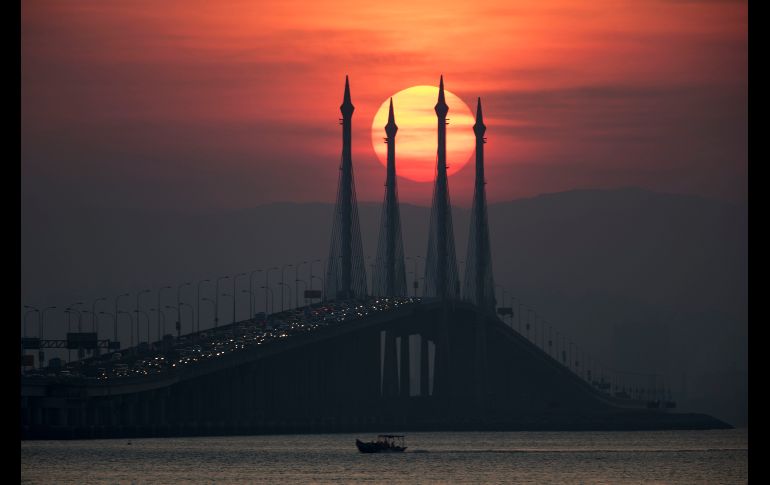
[21, 187, 747, 426]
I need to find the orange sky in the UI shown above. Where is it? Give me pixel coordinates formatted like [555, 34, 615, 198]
[22, 0, 747, 209]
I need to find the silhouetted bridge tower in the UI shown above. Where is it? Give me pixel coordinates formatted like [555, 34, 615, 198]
[325, 76, 368, 301]
[373, 98, 407, 299]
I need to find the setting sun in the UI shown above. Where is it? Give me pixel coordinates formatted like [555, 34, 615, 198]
[371, 85, 475, 183]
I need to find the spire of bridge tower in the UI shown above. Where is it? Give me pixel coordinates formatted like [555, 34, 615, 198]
[425, 75, 460, 300]
[435, 75, 448, 117]
[386, 97, 396, 132]
[325, 75, 368, 301]
[341, 75, 354, 115]
[463, 97, 496, 312]
[374, 98, 407, 297]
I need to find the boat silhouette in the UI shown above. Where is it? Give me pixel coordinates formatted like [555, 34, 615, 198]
[355, 434, 407, 453]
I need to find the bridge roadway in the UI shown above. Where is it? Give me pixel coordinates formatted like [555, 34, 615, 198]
[21, 298, 730, 439]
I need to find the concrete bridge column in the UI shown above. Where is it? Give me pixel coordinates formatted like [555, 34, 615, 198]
[299, 351, 310, 419]
[107, 399, 117, 428]
[157, 389, 167, 427]
[80, 402, 88, 428]
[258, 359, 268, 419]
[435, 304, 453, 402]
[399, 334, 410, 397]
[382, 330, 399, 397]
[474, 312, 488, 412]
[58, 405, 68, 428]
[230, 367, 239, 427]
[247, 363, 256, 425]
[119, 396, 130, 427]
[140, 394, 150, 427]
[292, 351, 304, 417]
[242, 365, 251, 426]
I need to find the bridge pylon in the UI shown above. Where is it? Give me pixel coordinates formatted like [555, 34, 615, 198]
[373, 98, 407, 297]
[424, 75, 460, 301]
[462, 98, 496, 409]
[423, 76, 460, 403]
[324, 76, 368, 301]
[463, 97, 496, 313]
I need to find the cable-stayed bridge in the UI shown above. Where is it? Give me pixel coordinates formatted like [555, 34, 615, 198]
[21, 77, 730, 439]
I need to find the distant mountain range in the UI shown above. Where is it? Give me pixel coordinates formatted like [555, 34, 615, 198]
[21, 187, 747, 426]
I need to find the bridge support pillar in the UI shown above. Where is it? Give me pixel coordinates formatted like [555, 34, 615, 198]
[399, 334, 410, 397]
[433, 303, 452, 402]
[141, 394, 150, 428]
[359, 329, 380, 410]
[474, 311, 488, 413]
[382, 330, 399, 397]
[58, 406, 68, 428]
[157, 390, 167, 428]
[80, 402, 88, 429]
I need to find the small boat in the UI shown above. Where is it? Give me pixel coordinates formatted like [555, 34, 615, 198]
[355, 434, 407, 453]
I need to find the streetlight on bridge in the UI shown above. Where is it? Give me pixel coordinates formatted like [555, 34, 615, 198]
[134, 309, 150, 347]
[278, 282, 292, 312]
[220, 292, 233, 323]
[311, 275, 324, 302]
[64, 307, 79, 362]
[21, 306, 39, 369]
[158, 286, 172, 338]
[180, 302, 194, 335]
[260, 286, 275, 315]
[295, 261, 307, 308]
[233, 273, 247, 324]
[66, 302, 86, 359]
[249, 270, 263, 319]
[201, 297, 215, 331]
[79, 310, 96, 359]
[165, 305, 182, 338]
[295, 279, 307, 307]
[39, 306, 56, 366]
[281, 264, 293, 312]
[265, 267, 278, 315]
[91, 297, 107, 333]
[22, 305, 39, 339]
[136, 290, 150, 343]
[177, 282, 191, 338]
[69, 301, 85, 332]
[148, 308, 165, 346]
[40, 305, 56, 340]
[241, 289, 253, 318]
[197, 279, 210, 334]
[114, 293, 130, 348]
[309, 259, 322, 292]
[215, 276, 229, 328]
[97, 311, 114, 350]
[118, 310, 134, 348]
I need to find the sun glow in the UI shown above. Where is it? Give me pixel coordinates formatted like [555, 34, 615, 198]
[371, 86, 475, 183]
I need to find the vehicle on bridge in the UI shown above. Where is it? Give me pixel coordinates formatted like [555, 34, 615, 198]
[355, 435, 407, 453]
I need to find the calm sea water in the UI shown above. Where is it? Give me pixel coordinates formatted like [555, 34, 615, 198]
[21, 429, 747, 484]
